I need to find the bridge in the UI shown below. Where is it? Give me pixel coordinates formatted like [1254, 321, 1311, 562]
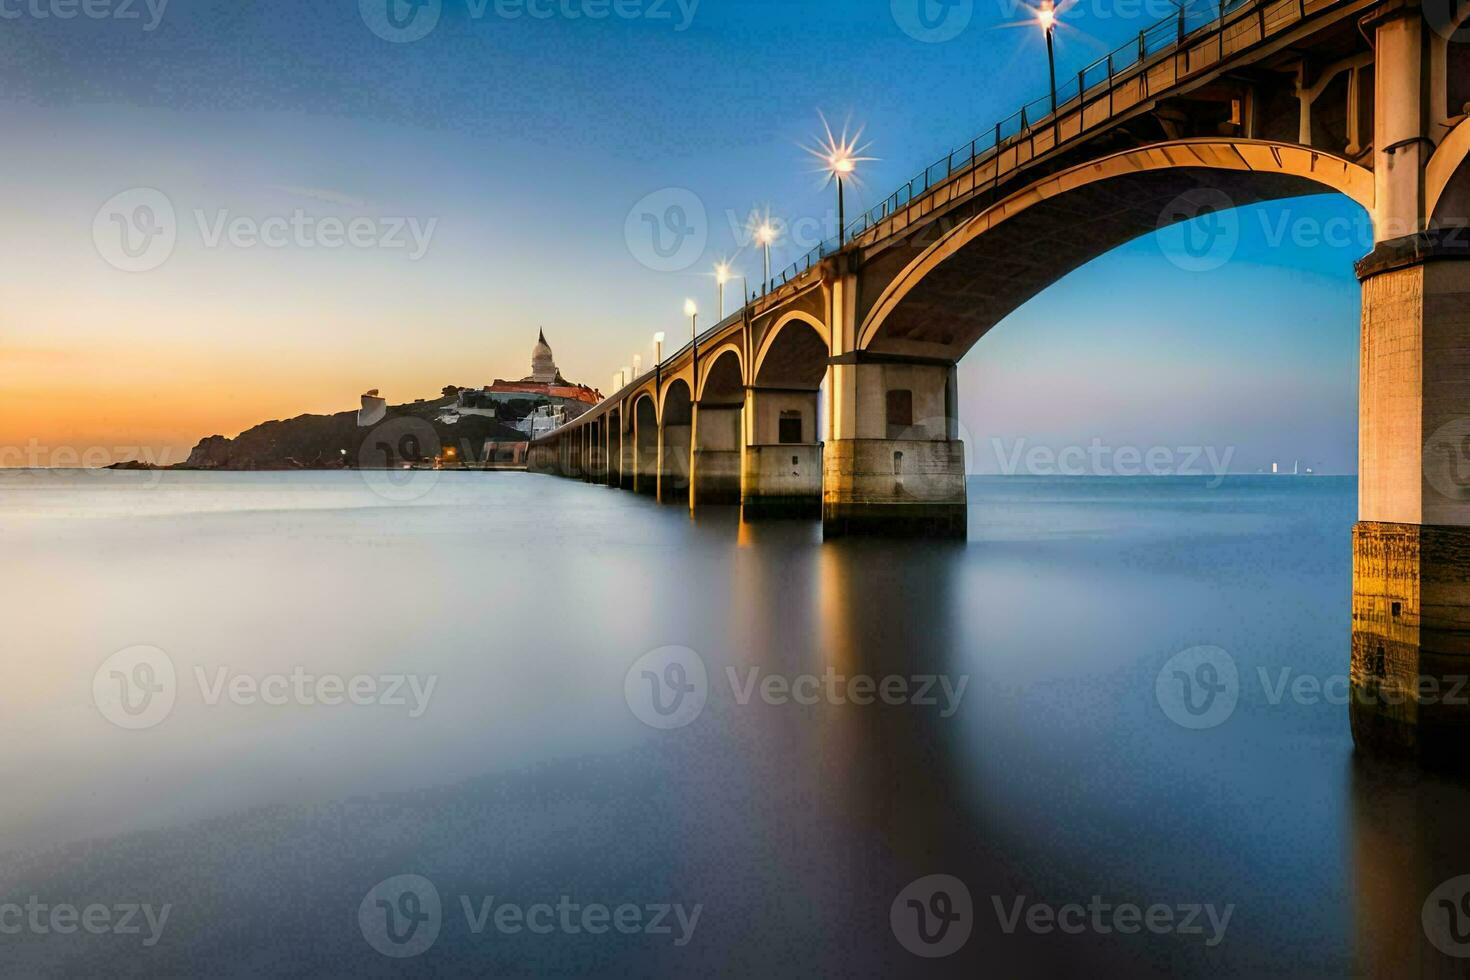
[526, 0, 1470, 757]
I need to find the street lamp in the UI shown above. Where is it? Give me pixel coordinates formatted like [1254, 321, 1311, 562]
[808, 114, 874, 246]
[684, 298, 698, 342]
[653, 331, 665, 365]
[1038, 0, 1058, 115]
[831, 154, 854, 244]
[715, 262, 731, 319]
[633, 354, 642, 378]
[755, 221, 777, 294]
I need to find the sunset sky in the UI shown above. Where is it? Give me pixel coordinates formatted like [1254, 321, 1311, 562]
[1, 0, 1363, 472]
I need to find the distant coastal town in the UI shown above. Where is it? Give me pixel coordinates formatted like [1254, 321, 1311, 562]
[175, 332, 599, 471]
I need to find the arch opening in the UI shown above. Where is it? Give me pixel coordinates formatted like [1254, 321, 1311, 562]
[859, 140, 1374, 359]
[634, 395, 658, 496]
[659, 380, 693, 503]
[693, 349, 744, 506]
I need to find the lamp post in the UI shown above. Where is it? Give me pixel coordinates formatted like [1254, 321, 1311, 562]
[633, 354, 642, 378]
[653, 332, 665, 396]
[1039, 0, 1058, 115]
[715, 263, 731, 319]
[830, 155, 854, 244]
[684, 299, 699, 381]
[755, 222, 776, 294]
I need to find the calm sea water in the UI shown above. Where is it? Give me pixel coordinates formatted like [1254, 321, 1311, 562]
[2, 470, 1467, 976]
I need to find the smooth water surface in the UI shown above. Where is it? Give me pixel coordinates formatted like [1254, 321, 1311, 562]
[2, 470, 1466, 976]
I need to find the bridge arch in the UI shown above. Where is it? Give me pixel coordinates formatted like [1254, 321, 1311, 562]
[1428, 116, 1470, 224]
[858, 139, 1375, 358]
[658, 378, 694, 503]
[632, 392, 658, 495]
[753, 310, 830, 390]
[696, 342, 744, 403]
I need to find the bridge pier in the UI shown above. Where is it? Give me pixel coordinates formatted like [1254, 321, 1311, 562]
[740, 386, 821, 518]
[1352, 232, 1470, 764]
[821, 360, 966, 538]
[691, 403, 742, 506]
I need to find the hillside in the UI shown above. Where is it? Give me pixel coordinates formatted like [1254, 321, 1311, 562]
[180, 396, 528, 470]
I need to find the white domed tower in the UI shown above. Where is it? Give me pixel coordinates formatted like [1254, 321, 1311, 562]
[530, 329, 559, 383]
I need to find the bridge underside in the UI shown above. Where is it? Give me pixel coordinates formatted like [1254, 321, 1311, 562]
[865, 164, 1351, 359]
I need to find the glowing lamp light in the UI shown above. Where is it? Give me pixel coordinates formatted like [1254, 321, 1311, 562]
[683, 299, 698, 317]
[755, 223, 777, 246]
[715, 262, 731, 285]
[1037, 0, 1056, 29]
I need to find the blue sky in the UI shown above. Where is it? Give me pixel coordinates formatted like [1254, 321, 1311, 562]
[0, 0, 1362, 471]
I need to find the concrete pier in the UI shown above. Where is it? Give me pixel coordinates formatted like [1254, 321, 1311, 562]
[1351, 522, 1470, 763]
[821, 438, 967, 538]
[691, 404, 742, 506]
[1352, 229, 1470, 761]
[741, 386, 821, 518]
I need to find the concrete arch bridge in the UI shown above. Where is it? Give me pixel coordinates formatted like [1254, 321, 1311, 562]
[527, 0, 1470, 755]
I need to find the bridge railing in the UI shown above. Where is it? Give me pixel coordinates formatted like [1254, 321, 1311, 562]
[758, 0, 1282, 298]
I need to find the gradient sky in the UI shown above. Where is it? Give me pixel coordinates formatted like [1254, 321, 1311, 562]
[0, 0, 1364, 472]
